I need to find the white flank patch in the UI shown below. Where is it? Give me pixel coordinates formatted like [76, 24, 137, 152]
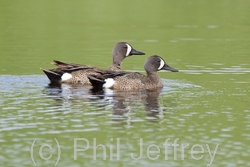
[126, 44, 132, 56]
[61, 73, 72, 81]
[103, 78, 115, 88]
[158, 58, 165, 70]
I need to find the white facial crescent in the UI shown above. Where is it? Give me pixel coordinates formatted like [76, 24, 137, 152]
[158, 58, 165, 70]
[126, 44, 132, 56]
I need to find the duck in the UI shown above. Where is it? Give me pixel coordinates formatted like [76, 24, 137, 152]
[88, 55, 178, 90]
[41, 42, 145, 85]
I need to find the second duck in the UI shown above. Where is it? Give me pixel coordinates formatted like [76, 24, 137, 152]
[88, 55, 178, 90]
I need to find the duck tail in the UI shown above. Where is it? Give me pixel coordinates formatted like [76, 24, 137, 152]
[52, 60, 89, 69]
[40, 68, 61, 83]
[88, 75, 105, 89]
[52, 60, 70, 68]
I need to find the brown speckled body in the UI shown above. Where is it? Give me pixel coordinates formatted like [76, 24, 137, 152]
[111, 72, 163, 90]
[88, 55, 179, 90]
[41, 42, 145, 85]
[61, 67, 103, 84]
[41, 61, 104, 85]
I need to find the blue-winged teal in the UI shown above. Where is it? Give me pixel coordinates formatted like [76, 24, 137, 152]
[41, 42, 145, 84]
[88, 55, 178, 90]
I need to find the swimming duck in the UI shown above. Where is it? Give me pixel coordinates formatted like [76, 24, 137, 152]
[88, 55, 178, 90]
[41, 42, 145, 84]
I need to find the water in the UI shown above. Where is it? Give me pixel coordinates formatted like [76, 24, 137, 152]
[1, 1, 250, 167]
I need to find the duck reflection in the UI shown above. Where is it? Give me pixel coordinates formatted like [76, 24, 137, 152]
[90, 87, 163, 120]
[42, 83, 100, 111]
[44, 83, 95, 100]
[43, 83, 164, 119]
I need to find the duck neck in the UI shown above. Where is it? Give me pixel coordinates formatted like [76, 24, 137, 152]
[146, 72, 163, 88]
[108, 62, 121, 71]
[108, 55, 124, 71]
[147, 72, 160, 80]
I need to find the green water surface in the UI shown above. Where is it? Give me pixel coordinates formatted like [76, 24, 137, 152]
[0, 1, 250, 167]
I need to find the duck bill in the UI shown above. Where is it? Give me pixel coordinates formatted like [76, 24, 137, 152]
[163, 64, 179, 72]
[130, 48, 145, 55]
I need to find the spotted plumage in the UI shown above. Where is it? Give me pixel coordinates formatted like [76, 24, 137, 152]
[41, 42, 145, 84]
[88, 55, 179, 90]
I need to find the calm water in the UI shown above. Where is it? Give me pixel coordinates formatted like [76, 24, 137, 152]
[1, 1, 250, 167]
